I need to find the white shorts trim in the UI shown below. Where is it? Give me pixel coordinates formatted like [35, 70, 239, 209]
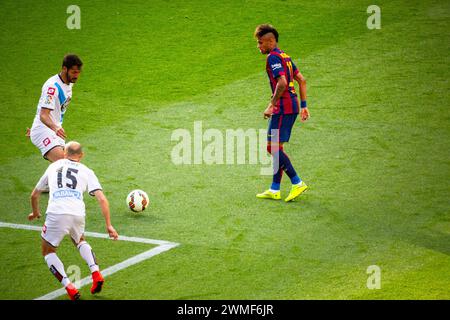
[41, 214, 85, 247]
[30, 125, 64, 158]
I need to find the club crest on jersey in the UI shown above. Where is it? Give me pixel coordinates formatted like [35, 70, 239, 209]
[47, 87, 56, 96]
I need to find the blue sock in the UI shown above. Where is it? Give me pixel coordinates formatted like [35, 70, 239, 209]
[270, 182, 281, 191]
[291, 175, 301, 184]
[268, 144, 301, 190]
[271, 161, 283, 190]
[279, 150, 301, 184]
[271, 153, 284, 190]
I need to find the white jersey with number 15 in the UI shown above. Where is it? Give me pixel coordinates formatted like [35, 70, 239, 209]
[36, 159, 102, 217]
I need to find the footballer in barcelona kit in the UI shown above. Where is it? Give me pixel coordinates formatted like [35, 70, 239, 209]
[254, 24, 310, 202]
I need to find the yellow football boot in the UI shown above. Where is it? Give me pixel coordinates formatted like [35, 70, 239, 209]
[285, 181, 308, 202]
[256, 190, 281, 200]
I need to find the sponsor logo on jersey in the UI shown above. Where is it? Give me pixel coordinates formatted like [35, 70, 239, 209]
[271, 63, 282, 70]
[53, 189, 82, 200]
[47, 87, 56, 96]
[43, 137, 51, 146]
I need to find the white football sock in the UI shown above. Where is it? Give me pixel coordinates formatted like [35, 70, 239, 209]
[269, 189, 279, 193]
[44, 253, 70, 287]
[77, 241, 99, 273]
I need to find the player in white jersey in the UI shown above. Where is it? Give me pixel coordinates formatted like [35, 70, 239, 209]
[28, 54, 82, 162]
[28, 141, 119, 300]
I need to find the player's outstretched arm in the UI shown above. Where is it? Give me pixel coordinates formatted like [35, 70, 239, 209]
[28, 188, 42, 221]
[93, 190, 119, 240]
[39, 108, 66, 139]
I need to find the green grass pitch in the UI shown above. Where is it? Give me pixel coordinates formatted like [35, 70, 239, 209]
[0, 0, 449, 299]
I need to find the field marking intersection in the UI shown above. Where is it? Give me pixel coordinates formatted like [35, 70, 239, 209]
[0, 221, 179, 300]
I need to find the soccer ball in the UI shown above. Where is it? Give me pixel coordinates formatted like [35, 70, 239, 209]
[126, 189, 149, 212]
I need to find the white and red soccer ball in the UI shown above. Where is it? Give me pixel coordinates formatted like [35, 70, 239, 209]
[126, 189, 149, 212]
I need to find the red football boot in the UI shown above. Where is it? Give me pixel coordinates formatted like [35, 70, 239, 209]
[91, 271, 104, 294]
[65, 283, 81, 300]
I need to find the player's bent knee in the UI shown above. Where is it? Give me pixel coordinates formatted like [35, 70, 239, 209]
[267, 143, 283, 154]
[267, 143, 275, 154]
[45, 146, 64, 162]
[72, 235, 86, 247]
[41, 240, 56, 256]
[76, 240, 87, 250]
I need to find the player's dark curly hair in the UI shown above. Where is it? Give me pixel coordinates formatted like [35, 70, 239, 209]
[62, 54, 83, 69]
[254, 24, 279, 42]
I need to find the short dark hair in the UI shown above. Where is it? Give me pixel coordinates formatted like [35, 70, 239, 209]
[254, 24, 279, 42]
[62, 54, 83, 69]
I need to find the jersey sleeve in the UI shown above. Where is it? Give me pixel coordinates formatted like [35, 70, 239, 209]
[38, 84, 58, 110]
[267, 54, 285, 79]
[35, 167, 50, 191]
[87, 169, 102, 196]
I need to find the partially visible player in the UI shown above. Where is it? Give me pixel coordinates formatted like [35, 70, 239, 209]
[28, 54, 82, 162]
[254, 24, 310, 202]
[28, 141, 118, 300]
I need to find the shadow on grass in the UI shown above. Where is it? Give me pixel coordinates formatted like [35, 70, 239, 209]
[404, 231, 450, 256]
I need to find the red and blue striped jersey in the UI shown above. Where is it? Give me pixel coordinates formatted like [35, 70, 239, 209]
[266, 48, 299, 115]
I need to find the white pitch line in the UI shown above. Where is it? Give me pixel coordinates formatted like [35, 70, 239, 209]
[0, 221, 173, 245]
[0, 221, 179, 300]
[35, 243, 178, 300]
[0, 222, 42, 232]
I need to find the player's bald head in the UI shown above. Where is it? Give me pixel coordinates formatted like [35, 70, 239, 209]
[65, 141, 83, 158]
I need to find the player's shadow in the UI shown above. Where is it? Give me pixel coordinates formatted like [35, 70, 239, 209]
[124, 210, 163, 224]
